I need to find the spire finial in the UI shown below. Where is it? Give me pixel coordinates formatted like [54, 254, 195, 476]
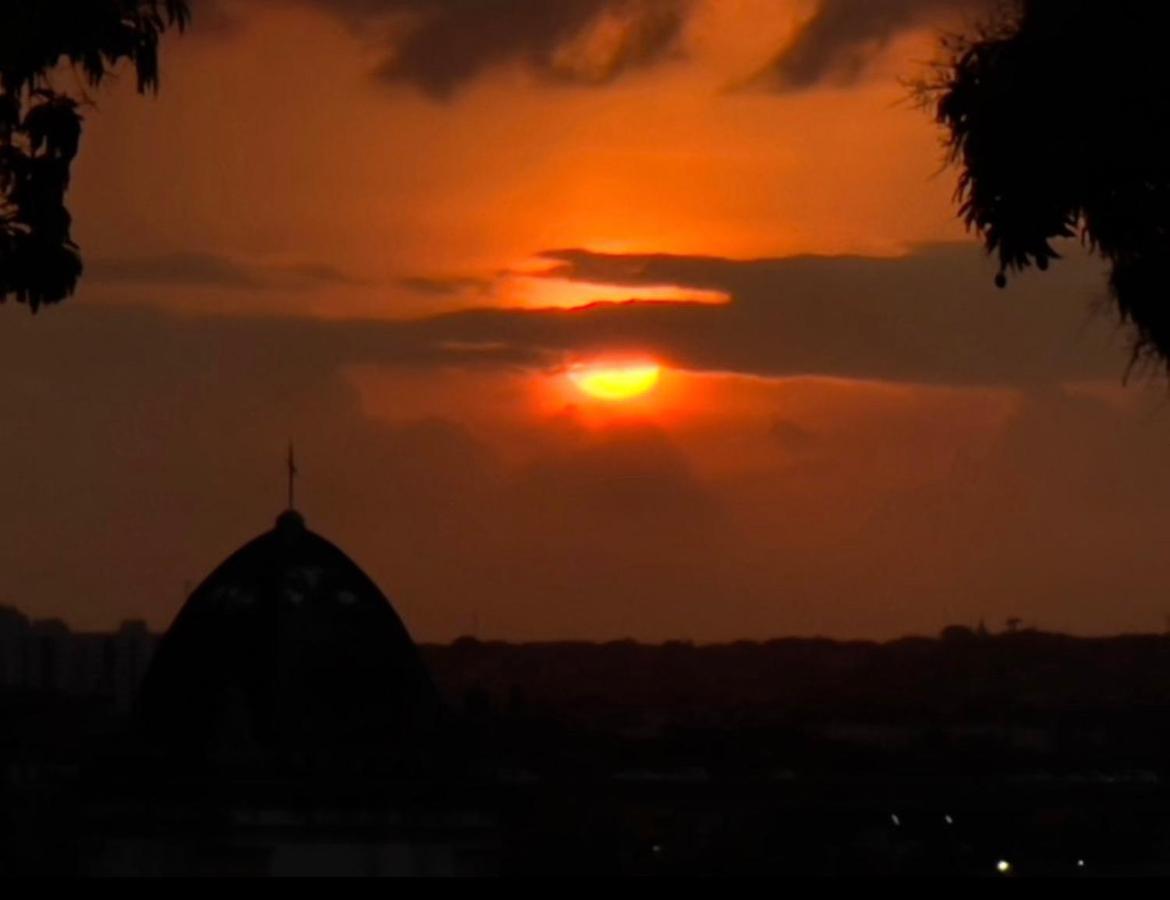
[287, 441, 298, 511]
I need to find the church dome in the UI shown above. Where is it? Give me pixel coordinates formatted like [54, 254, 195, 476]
[138, 510, 440, 764]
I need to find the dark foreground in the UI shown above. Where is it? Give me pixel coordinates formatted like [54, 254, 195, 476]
[5, 621, 1170, 875]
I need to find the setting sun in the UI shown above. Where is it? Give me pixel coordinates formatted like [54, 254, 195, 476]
[570, 362, 662, 401]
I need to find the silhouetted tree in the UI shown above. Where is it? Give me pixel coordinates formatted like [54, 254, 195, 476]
[925, 2, 1170, 369]
[0, 1, 188, 311]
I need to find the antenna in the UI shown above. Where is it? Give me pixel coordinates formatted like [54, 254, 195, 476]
[287, 441, 298, 511]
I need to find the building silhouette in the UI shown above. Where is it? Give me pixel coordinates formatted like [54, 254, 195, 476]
[0, 505, 496, 876]
[138, 508, 440, 770]
[0, 606, 155, 713]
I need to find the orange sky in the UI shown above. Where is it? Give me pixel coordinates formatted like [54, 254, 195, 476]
[5, 0, 1168, 642]
[69, 0, 966, 316]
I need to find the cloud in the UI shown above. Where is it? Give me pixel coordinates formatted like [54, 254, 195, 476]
[81, 243, 1125, 387]
[421, 242, 1122, 386]
[292, 0, 694, 97]
[88, 252, 265, 290]
[748, 0, 990, 91]
[398, 275, 495, 297]
[197, 0, 993, 96]
[88, 252, 366, 291]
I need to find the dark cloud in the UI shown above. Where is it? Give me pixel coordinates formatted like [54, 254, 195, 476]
[749, 0, 990, 91]
[89, 252, 265, 290]
[398, 275, 494, 297]
[279, 261, 368, 287]
[89, 252, 365, 290]
[292, 0, 693, 97]
[430, 242, 1123, 386]
[198, 0, 994, 96]
[83, 243, 1126, 387]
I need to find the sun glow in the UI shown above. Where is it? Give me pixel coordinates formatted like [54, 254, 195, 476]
[570, 362, 662, 401]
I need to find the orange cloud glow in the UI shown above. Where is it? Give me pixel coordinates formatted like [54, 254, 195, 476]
[502, 273, 730, 309]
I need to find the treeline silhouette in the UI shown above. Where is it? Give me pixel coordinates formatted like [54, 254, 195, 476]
[0, 1, 188, 310]
[421, 629, 1170, 778]
[426, 629, 1170, 717]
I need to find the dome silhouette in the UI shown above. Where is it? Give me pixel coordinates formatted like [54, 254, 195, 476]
[138, 509, 440, 764]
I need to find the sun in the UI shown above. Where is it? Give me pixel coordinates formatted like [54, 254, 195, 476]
[570, 361, 662, 401]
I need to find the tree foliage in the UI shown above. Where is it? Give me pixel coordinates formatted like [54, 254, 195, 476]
[0, 1, 188, 311]
[926, 1, 1170, 369]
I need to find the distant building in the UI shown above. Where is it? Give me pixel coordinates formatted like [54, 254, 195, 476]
[0, 605, 157, 712]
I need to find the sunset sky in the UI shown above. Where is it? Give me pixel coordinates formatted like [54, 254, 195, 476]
[4, 0, 1168, 642]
